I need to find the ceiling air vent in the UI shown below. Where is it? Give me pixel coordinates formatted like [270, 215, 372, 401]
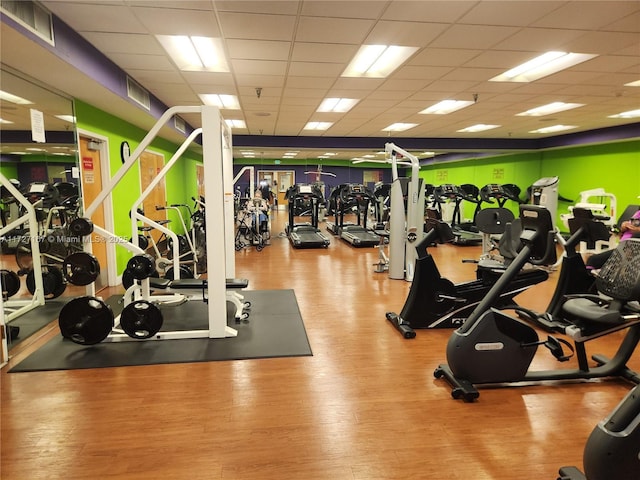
[126, 77, 150, 110]
[1, 0, 54, 45]
[174, 116, 186, 134]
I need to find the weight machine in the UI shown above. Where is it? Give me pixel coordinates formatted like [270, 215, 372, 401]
[386, 143, 424, 281]
[58, 106, 238, 344]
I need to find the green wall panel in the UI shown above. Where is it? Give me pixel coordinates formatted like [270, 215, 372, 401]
[74, 100, 203, 273]
[0, 163, 18, 179]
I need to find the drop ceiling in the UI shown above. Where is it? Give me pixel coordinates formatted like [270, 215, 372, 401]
[2, 0, 640, 162]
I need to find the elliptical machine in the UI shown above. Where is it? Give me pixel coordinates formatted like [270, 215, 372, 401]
[434, 205, 640, 402]
[558, 384, 640, 480]
[385, 216, 549, 337]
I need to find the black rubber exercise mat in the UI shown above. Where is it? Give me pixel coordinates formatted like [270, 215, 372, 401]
[9, 289, 312, 372]
[5, 298, 67, 349]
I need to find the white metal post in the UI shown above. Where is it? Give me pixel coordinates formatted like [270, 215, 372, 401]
[202, 106, 237, 337]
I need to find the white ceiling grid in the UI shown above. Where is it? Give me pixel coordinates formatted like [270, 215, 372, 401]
[3, 0, 638, 160]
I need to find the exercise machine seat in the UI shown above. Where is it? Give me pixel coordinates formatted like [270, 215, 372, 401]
[562, 238, 640, 325]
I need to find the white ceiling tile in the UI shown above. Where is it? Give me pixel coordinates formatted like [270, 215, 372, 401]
[131, 6, 220, 36]
[459, 1, 565, 27]
[218, 12, 297, 41]
[181, 71, 235, 86]
[409, 48, 483, 67]
[300, 1, 386, 19]
[285, 76, 335, 89]
[430, 24, 521, 49]
[46, 3, 146, 33]
[288, 62, 344, 77]
[533, 2, 640, 30]
[382, 1, 477, 23]
[365, 21, 449, 47]
[235, 75, 287, 89]
[562, 31, 640, 55]
[291, 43, 358, 63]
[295, 16, 374, 44]
[231, 59, 288, 76]
[80, 32, 163, 55]
[227, 39, 292, 61]
[106, 53, 175, 71]
[126, 69, 186, 84]
[214, 1, 300, 15]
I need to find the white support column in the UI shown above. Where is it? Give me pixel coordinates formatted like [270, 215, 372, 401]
[221, 120, 236, 277]
[201, 106, 237, 337]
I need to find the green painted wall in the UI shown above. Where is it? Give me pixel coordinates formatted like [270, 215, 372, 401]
[419, 152, 542, 221]
[74, 100, 203, 273]
[0, 163, 18, 179]
[417, 140, 639, 230]
[539, 140, 640, 221]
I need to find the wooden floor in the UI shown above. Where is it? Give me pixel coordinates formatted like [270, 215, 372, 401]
[2, 210, 638, 480]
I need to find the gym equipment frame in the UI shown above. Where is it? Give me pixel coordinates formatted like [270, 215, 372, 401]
[0, 173, 45, 323]
[385, 143, 424, 281]
[434, 207, 640, 402]
[82, 106, 237, 341]
[1, 174, 50, 364]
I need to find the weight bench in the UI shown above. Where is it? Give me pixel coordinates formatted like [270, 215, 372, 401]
[125, 276, 251, 322]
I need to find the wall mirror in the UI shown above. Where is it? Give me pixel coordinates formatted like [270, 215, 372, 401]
[0, 65, 80, 349]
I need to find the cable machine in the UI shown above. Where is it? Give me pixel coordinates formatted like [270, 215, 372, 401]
[386, 143, 424, 281]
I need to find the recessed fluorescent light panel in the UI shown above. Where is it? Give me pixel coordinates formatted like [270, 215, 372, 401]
[457, 124, 500, 133]
[342, 45, 419, 78]
[382, 123, 418, 132]
[529, 125, 577, 134]
[157, 35, 229, 72]
[0, 90, 33, 104]
[608, 109, 640, 119]
[0, 118, 14, 124]
[317, 98, 359, 113]
[198, 94, 240, 110]
[303, 122, 333, 131]
[225, 119, 246, 129]
[419, 100, 474, 115]
[624, 80, 640, 87]
[516, 102, 584, 116]
[490, 51, 597, 82]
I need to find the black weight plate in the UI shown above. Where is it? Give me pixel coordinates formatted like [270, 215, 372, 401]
[26, 266, 67, 299]
[69, 217, 94, 236]
[122, 268, 135, 289]
[127, 254, 156, 280]
[62, 252, 100, 286]
[164, 265, 194, 280]
[0, 269, 21, 298]
[120, 300, 163, 339]
[59, 296, 113, 345]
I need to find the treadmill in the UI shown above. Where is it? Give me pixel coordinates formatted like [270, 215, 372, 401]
[338, 184, 381, 247]
[436, 184, 483, 246]
[285, 184, 330, 248]
[325, 184, 354, 235]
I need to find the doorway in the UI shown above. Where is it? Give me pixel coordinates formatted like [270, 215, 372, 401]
[258, 170, 295, 210]
[78, 134, 109, 290]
